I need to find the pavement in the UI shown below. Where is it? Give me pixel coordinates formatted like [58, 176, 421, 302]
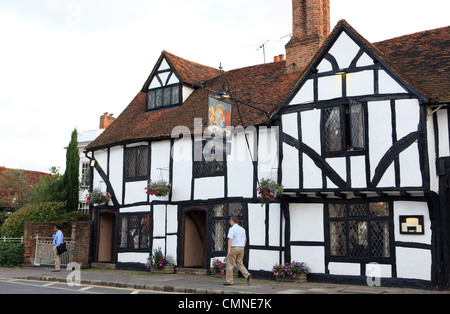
[0, 266, 449, 294]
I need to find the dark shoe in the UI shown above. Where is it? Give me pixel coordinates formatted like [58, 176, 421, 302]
[247, 274, 252, 286]
[52, 270, 60, 272]
[223, 283, 233, 286]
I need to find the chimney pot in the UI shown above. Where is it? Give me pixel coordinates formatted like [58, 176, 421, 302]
[274, 55, 281, 62]
[100, 112, 115, 129]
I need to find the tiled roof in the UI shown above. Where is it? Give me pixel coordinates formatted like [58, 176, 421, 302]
[141, 51, 221, 90]
[87, 59, 302, 150]
[374, 26, 450, 103]
[86, 23, 449, 150]
[0, 167, 52, 208]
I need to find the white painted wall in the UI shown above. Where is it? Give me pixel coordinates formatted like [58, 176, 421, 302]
[346, 70, 374, 97]
[437, 109, 450, 157]
[124, 181, 147, 204]
[194, 177, 224, 200]
[118, 252, 149, 265]
[109, 146, 123, 204]
[328, 31, 361, 69]
[258, 127, 279, 182]
[172, 137, 192, 202]
[249, 250, 279, 272]
[248, 203, 265, 246]
[153, 205, 166, 237]
[282, 143, 299, 189]
[227, 130, 254, 198]
[291, 246, 325, 274]
[290, 79, 314, 105]
[289, 203, 324, 242]
[368, 100, 395, 187]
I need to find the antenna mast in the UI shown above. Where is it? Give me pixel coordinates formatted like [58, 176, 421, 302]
[257, 40, 269, 64]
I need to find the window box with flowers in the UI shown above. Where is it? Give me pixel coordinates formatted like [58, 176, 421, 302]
[257, 178, 284, 206]
[146, 247, 175, 274]
[273, 261, 309, 283]
[145, 180, 171, 197]
[85, 189, 111, 205]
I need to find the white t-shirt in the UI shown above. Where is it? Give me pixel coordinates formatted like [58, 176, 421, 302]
[227, 224, 247, 247]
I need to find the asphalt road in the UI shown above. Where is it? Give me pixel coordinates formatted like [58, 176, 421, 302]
[0, 278, 162, 294]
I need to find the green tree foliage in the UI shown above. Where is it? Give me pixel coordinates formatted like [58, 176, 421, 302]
[63, 129, 80, 212]
[0, 201, 88, 238]
[29, 167, 66, 204]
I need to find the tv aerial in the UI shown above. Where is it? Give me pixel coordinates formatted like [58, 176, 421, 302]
[257, 40, 269, 64]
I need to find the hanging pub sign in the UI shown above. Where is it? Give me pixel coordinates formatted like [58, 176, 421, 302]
[207, 96, 233, 155]
[207, 96, 233, 129]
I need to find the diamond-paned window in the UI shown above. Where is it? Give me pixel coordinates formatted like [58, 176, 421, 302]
[210, 202, 245, 254]
[323, 101, 365, 155]
[118, 213, 151, 252]
[328, 202, 391, 260]
[125, 146, 149, 181]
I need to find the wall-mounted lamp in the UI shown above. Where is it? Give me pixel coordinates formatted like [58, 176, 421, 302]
[400, 216, 424, 235]
[90, 160, 96, 167]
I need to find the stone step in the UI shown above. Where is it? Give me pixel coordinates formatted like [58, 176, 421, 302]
[176, 267, 208, 276]
[91, 262, 116, 270]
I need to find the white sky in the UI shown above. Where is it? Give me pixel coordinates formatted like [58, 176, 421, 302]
[0, 0, 448, 173]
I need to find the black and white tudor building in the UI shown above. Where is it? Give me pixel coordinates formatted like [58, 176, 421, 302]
[85, 0, 450, 289]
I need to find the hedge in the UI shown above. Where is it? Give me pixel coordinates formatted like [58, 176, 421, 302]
[0, 242, 24, 267]
[0, 201, 88, 238]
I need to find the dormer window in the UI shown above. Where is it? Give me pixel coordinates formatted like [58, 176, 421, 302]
[146, 58, 182, 110]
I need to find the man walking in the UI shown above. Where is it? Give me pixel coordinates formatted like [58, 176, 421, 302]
[224, 216, 252, 286]
[52, 224, 64, 272]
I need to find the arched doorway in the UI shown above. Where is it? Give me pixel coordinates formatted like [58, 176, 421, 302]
[181, 206, 207, 268]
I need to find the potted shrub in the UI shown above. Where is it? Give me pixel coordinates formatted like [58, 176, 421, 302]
[273, 261, 309, 283]
[85, 189, 111, 205]
[146, 247, 174, 274]
[210, 259, 226, 278]
[257, 178, 284, 206]
[145, 180, 171, 197]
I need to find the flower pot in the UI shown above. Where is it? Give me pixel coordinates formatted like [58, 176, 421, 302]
[152, 264, 175, 274]
[276, 273, 307, 283]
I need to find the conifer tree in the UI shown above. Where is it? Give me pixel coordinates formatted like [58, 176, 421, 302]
[64, 128, 80, 212]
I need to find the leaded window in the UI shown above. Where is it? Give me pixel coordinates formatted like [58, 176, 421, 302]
[323, 101, 365, 155]
[125, 146, 149, 181]
[193, 139, 225, 177]
[210, 203, 245, 255]
[118, 214, 151, 251]
[328, 202, 391, 261]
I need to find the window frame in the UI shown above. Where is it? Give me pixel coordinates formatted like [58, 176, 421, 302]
[146, 69, 182, 111]
[321, 101, 367, 157]
[118, 213, 152, 252]
[209, 202, 247, 257]
[325, 201, 394, 264]
[193, 138, 226, 178]
[124, 146, 149, 182]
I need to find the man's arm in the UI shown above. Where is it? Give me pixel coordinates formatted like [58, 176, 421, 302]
[228, 238, 233, 255]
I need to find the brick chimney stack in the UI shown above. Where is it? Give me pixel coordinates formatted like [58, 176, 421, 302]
[99, 112, 115, 129]
[286, 0, 330, 69]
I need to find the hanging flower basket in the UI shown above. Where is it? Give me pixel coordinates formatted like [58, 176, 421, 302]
[145, 180, 171, 197]
[257, 178, 284, 206]
[85, 189, 111, 205]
